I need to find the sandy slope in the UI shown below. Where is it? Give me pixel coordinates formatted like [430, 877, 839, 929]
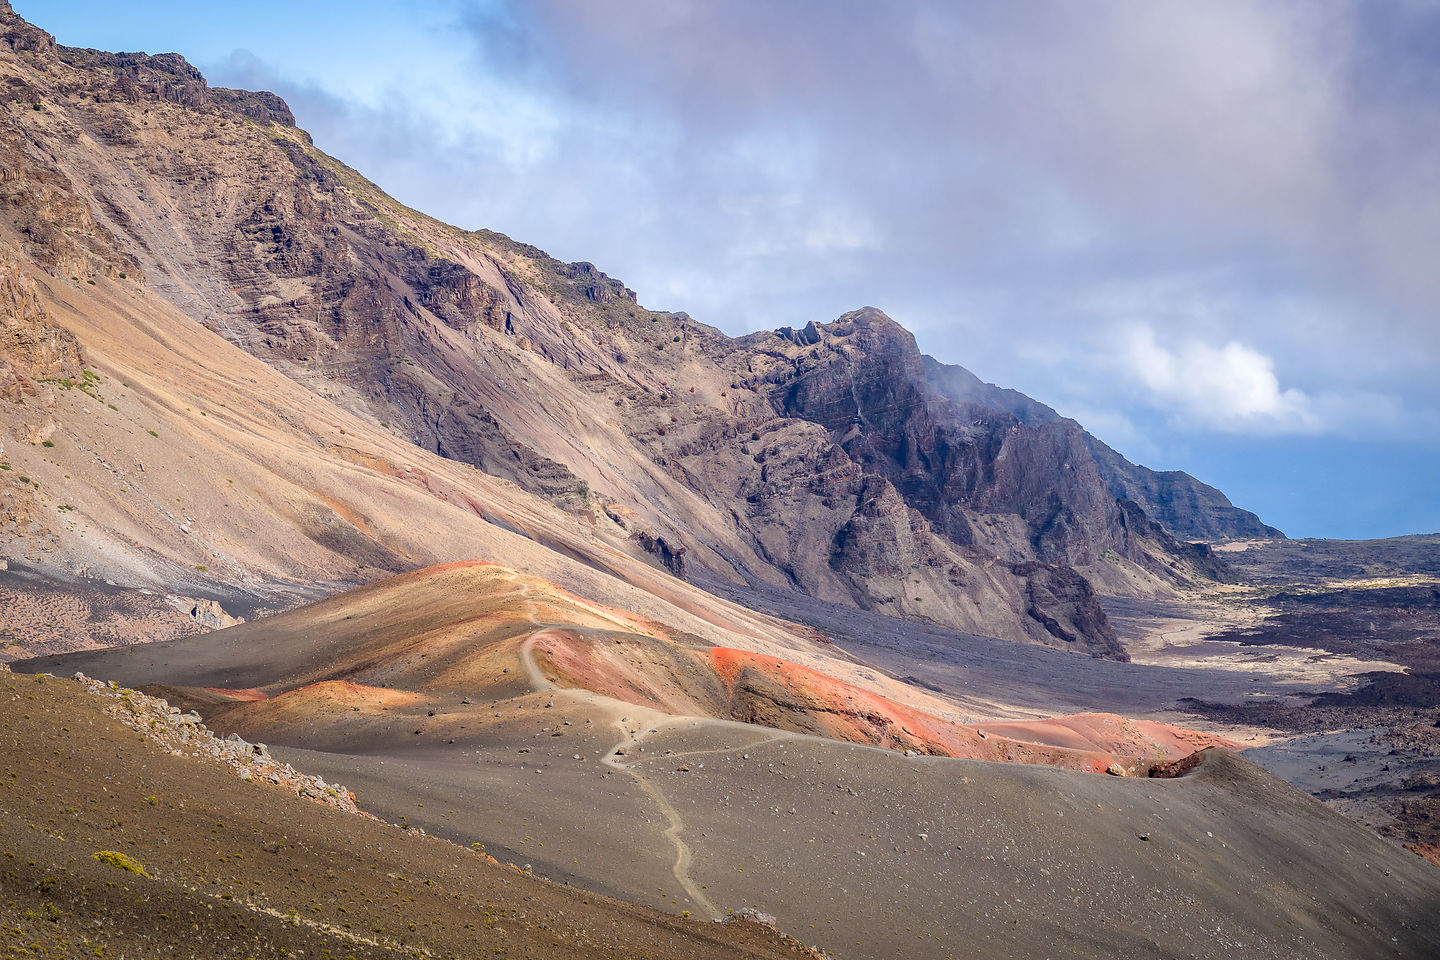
[20, 564, 1440, 960]
[0, 268, 872, 676]
[24, 562, 1230, 775]
[0, 666, 822, 960]
[211, 695, 1440, 960]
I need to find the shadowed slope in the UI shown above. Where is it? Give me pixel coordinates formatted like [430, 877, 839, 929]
[0, 666, 822, 960]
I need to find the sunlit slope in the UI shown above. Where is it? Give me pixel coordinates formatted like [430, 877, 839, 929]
[29, 562, 1227, 773]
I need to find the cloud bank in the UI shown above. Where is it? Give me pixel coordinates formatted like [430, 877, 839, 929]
[120, 0, 1440, 534]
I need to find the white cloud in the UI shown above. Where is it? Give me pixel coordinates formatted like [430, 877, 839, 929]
[1112, 324, 1414, 438]
[1122, 326, 1317, 432]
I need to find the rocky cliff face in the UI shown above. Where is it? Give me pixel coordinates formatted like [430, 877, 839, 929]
[735, 309, 1233, 582]
[922, 355, 1282, 541]
[0, 257, 81, 403]
[0, 4, 1277, 657]
[1083, 439, 1284, 540]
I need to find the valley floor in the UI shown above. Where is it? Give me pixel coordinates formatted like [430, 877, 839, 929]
[13, 555, 1440, 960]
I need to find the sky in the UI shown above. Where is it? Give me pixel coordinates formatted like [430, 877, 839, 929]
[22, 0, 1440, 539]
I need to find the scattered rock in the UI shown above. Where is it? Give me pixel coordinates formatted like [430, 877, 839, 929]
[164, 595, 243, 629]
[67, 671, 364, 817]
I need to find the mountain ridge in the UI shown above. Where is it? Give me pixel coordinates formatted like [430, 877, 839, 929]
[0, 3, 1275, 658]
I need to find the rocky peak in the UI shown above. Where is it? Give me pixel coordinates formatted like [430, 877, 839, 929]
[0, 2, 297, 128]
[741, 306, 1249, 577]
[0, 3, 54, 55]
[833, 305, 914, 336]
[556, 260, 636, 304]
[775, 320, 823, 346]
[56, 46, 298, 125]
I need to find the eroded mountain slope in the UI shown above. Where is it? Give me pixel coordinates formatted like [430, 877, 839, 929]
[0, 238, 850, 669]
[0, 2, 1278, 654]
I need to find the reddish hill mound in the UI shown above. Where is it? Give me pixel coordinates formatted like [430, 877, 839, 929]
[531, 633, 1230, 774]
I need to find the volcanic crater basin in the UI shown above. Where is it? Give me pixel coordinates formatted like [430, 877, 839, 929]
[18, 565, 1440, 960]
[0, 668, 824, 960]
[247, 717, 1440, 960]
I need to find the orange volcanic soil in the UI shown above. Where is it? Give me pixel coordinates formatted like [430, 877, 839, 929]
[1407, 843, 1440, 867]
[60, 562, 1232, 778]
[710, 647, 1234, 772]
[533, 634, 1230, 774]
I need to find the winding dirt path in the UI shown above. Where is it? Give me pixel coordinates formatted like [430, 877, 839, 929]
[599, 717, 795, 920]
[504, 569, 789, 919]
[600, 716, 719, 918]
[507, 575, 556, 692]
[505, 577, 716, 914]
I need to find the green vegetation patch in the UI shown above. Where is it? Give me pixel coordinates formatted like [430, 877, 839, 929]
[93, 850, 150, 878]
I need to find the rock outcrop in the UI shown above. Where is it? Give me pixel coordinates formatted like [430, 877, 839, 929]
[171, 596, 244, 630]
[922, 353, 1282, 540]
[735, 309, 1233, 586]
[0, 256, 81, 403]
[68, 670, 362, 815]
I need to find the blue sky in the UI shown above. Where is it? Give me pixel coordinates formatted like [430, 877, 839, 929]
[23, 1, 1440, 539]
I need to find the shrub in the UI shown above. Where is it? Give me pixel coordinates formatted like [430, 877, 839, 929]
[93, 850, 150, 877]
[41, 440, 54, 447]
